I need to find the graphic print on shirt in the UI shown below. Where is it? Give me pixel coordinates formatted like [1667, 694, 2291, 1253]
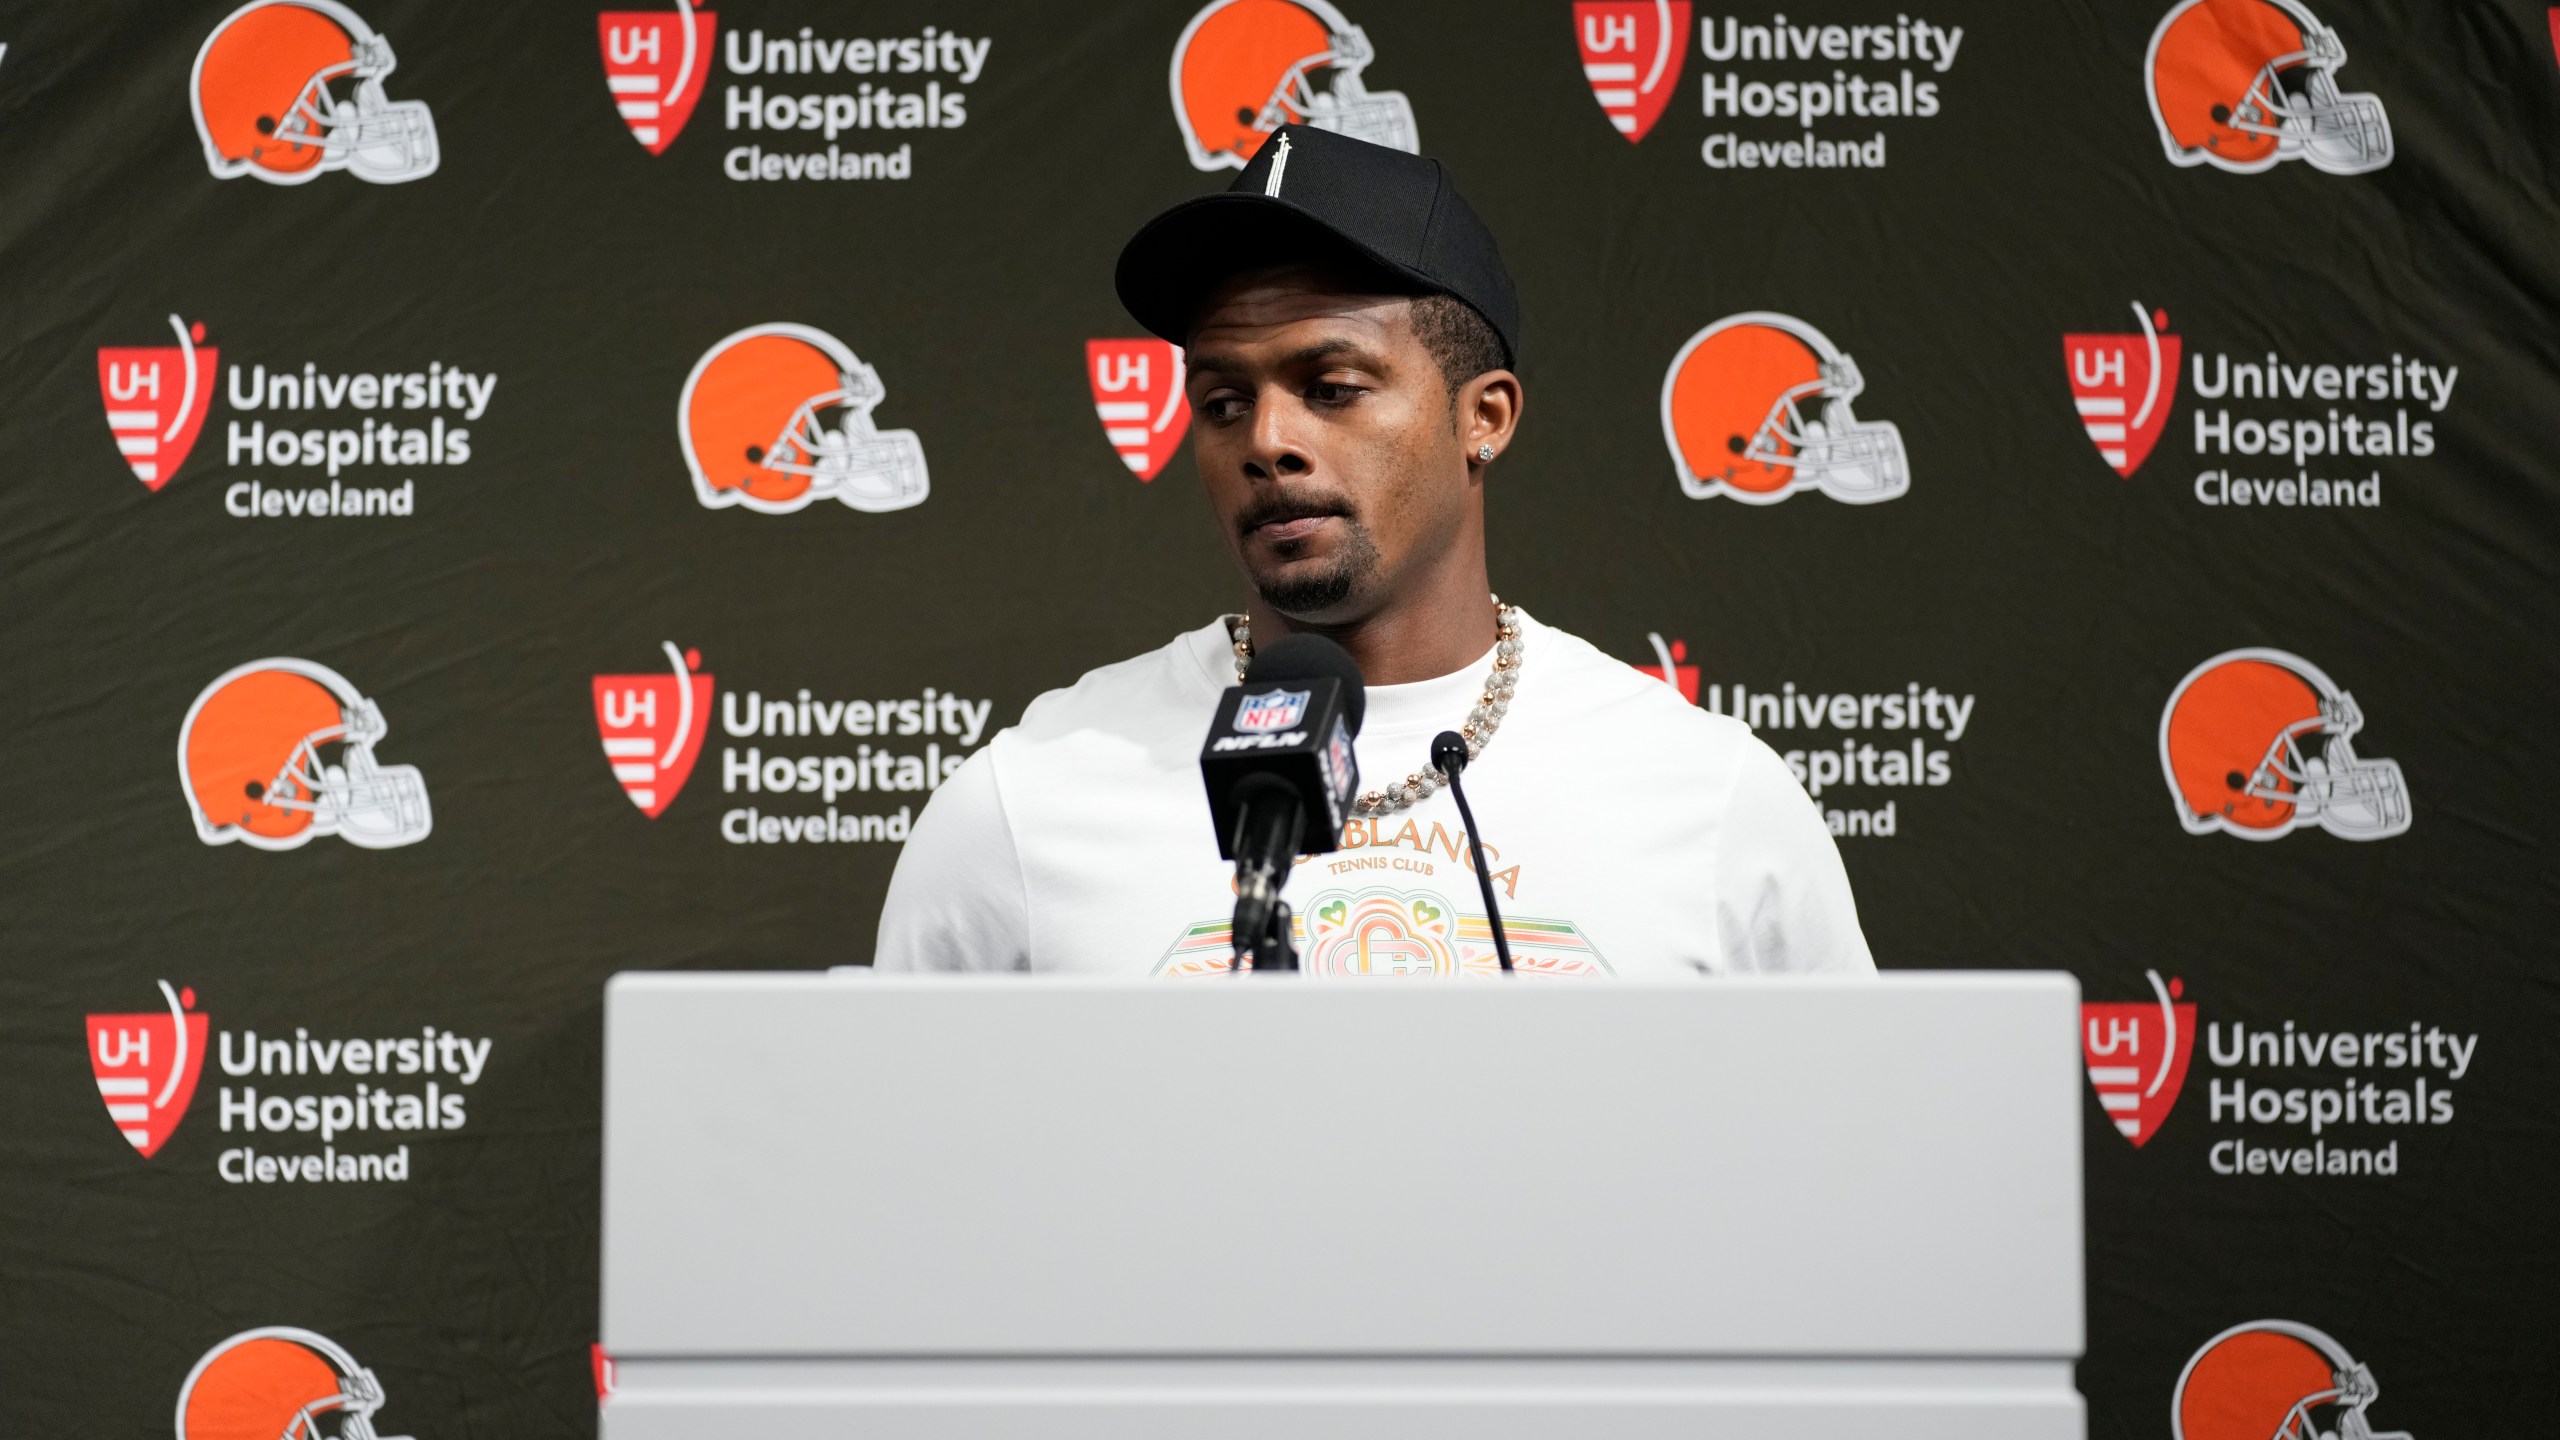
[1153, 886, 1611, 977]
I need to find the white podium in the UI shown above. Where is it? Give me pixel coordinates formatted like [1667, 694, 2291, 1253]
[599, 972, 2085, 1438]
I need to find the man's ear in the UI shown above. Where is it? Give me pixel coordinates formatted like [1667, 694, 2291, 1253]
[1460, 369, 1522, 467]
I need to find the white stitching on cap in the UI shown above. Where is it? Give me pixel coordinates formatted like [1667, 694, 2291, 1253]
[1263, 132, 1292, 197]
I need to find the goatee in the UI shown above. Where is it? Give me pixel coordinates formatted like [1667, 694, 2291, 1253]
[1254, 527, 1381, 617]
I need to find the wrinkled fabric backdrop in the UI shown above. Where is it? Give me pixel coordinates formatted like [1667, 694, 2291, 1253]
[2, 0, 2555, 1435]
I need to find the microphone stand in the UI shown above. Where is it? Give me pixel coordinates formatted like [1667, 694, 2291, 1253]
[1229, 774, 1303, 973]
[1431, 732, 1513, 973]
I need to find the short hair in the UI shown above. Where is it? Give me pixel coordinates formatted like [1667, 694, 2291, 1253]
[1181, 238, 1511, 400]
[1408, 293, 1509, 396]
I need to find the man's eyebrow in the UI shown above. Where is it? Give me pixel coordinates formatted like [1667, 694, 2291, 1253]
[1186, 337, 1385, 378]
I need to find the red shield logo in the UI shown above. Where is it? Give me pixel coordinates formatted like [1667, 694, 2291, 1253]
[599, 3, 717, 154]
[1635, 633, 1700, 703]
[1085, 339, 1189, 481]
[1574, 1, 1691, 143]
[2082, 970, 2195, 1147]
[594, 644, 714, 818]
[2063, 303, 2181, 478]
[97, 317, 217, 492]
[87, 981, 208, 1158]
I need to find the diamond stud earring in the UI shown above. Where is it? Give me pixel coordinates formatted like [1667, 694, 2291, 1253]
[1476, 444, 1495, 462]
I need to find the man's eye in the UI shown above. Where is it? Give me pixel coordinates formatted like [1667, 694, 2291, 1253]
[1201, 395, 1248, 423]
[1308, 382, 1359, 405]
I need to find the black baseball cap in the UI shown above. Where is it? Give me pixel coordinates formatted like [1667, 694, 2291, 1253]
[1115, 125, 1521, 369]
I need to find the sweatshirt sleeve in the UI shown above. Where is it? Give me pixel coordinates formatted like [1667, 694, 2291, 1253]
[872, 745, 1032, 972]
[1710, 737, 1878, 975]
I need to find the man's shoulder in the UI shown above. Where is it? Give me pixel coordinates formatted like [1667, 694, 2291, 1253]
[1526, 616, 1764, 758]
[1001, 618, 1229, 751]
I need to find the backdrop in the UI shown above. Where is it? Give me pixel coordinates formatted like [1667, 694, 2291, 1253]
[3, 1, 2555, 1435]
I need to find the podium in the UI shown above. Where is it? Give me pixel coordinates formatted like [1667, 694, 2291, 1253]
[599, 972, 2085, 1438]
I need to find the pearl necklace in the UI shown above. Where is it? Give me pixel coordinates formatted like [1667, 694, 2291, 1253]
[1229, 596, 1522, 819]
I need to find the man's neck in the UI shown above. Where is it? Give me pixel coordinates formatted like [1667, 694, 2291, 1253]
[1246, 567, 1499, 686]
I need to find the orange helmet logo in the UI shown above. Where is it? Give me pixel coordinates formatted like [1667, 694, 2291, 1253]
[2145, 0, 2391, 175]
[1661, 312, 1909, 505]
[191, 0, 439, 185]
[2173, 1320, 2413, 1440]
[176, 1327, 413, 1440]
[2160, 648, 2410, 840]
[1170, 0, 1418, 170]
[678, 323, 930, 515]
[178, 659, 432, 850]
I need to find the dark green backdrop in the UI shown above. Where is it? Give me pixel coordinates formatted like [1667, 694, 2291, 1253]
[2, 1, 2554, 1434]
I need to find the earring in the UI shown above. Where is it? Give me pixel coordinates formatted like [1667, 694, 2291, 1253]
[1476, 444, 1495, 462]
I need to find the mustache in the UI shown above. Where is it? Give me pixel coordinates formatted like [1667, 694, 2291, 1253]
[1236, 491, 1356, 535]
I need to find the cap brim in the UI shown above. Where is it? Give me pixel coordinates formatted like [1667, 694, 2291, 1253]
[1114, 192, 1440, 350]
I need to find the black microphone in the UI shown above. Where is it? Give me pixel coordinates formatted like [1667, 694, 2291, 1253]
[1200, 633, 1366, 972]
[1431, 731, 1514, 974]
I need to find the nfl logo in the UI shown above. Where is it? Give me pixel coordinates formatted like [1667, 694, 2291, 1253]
[1234, 688, 1310, 733]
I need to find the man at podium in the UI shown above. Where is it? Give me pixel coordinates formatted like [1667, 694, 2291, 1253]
[877, 126, 1872, 980]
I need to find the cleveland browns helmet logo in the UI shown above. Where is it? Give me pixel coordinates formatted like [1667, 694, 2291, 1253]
[1170, 0, 1418, 170]
[1662, 312, 1909, 505]
[191, 0, 439, 185]
[2145, 0, 2392, 175]
[678, 323, 930, 514]
[177, 1327, 415, 1440]
[2160, 648, 2410, 841]
[179, 659, 433, 850]
[2173, 1320, 2413, 1440]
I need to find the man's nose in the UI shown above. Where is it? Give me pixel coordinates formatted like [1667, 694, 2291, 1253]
[1242, 391, 1314, 481]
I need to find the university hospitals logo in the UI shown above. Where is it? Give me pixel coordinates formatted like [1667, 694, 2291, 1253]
[679, 323, 929, 514]
[2081, 970, 2194, 1147]
[1572, 2, 1690, 143]
[177, 1328, 413, 1440]
[190, 0, 439, 184]
[87, 981, 209, 1158]
[1085, 339, 1190, 480]
[1234, 688, 1310, 733]
[2144, 0, 2391, 175]
[599, 0, 717, 152]
[1662, 312, 1909, 504]
[2161, 648, 2411, 841]
[97, 317, 217, 492]
[1636, 632, 1700, 702]
[2172, 1321, 2413, 1440]
[178, 658, 432, 850]
[594, 643, 715, 817]
[1170, 0, 1418, 171]
[2064, 303, 2181, 477]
